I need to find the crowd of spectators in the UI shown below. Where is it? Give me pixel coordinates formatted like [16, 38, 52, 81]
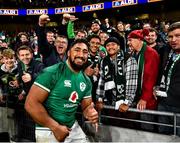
[0, 12, 180, 142]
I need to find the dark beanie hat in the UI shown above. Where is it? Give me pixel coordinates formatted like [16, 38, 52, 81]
[91, 19, 101, 25]
[128, 29, 149, 40]
[104, 37, 120, 47]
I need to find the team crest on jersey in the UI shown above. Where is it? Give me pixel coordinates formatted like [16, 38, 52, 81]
[80, 82, 86, 92]
[69, 91, 79, 103]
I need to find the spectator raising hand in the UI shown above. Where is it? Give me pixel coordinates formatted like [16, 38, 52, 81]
[39, 14, 50, 26]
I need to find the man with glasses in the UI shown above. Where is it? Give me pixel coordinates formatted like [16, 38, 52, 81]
[36, 14, 68, 67]
[55, 35, 68, 62]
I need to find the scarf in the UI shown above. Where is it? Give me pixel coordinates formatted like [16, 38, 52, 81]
[20, 61, 28, 72]
[136, 42, 146, 98]
[160, 50, 180, 92]
[87, 52, 101, 68]
[87, 52, 101, 82]
[102, 50, 126, 105]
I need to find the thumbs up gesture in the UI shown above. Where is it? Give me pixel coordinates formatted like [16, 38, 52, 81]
[22, 72, 32, 83]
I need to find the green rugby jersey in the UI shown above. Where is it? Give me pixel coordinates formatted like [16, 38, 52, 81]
[34, 62, 92, 128]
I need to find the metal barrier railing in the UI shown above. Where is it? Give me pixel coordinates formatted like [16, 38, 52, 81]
[77, 105, 180, 136]
[97, 105, 180, 136]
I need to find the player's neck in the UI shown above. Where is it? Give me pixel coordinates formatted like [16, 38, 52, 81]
[66, 60, 79, 74]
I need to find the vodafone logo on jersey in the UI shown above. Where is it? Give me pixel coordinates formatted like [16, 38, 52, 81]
[69, 91, 79, 103]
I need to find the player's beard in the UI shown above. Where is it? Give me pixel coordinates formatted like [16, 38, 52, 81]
[69, 57, 86, 72]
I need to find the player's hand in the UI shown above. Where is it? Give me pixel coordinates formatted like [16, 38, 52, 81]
[84, 103, 99, 132]
[52, 124, 71, 142]
[83, 103, 98, 124]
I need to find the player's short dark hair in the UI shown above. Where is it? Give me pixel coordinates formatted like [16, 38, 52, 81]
[69, 39, 89, 50]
